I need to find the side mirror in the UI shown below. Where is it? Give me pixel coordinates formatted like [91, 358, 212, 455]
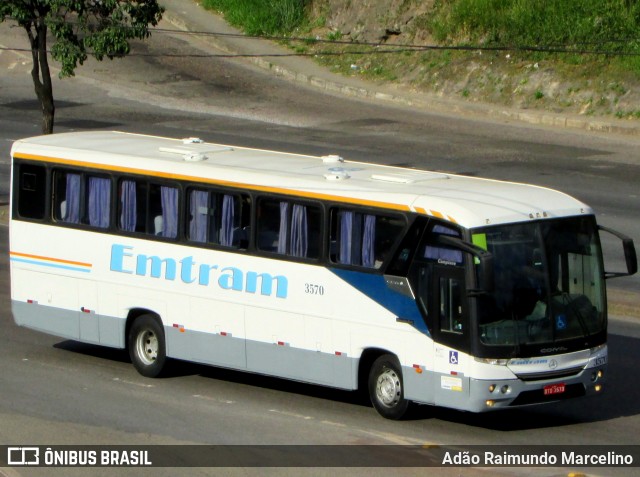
[598, 225, 638, 278]
[435, 235, 494, 294]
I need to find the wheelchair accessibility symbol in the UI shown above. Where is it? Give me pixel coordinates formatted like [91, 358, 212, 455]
[556, 314, 567, 330]
[449, 351, 459, 365]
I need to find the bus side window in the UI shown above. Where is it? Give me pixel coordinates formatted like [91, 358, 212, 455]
[17, 164, 47, 220]
[187, 189, 250, 248]
[256, 198, 321, 259]
[53, 170, 81, 224]
[440, 276, 464, 334]
[54, 171, 112, 229]
[118, 179, 178, 238]
[330, 208, 404, 269]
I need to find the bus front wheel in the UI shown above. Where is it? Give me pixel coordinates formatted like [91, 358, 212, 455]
[368, 354, 410, 420]
[128, 314, 167, 378]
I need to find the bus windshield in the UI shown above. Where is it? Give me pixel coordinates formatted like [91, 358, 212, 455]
[473, 216, 606, 353]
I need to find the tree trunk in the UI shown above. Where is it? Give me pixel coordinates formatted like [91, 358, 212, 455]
[26, 16, 55, 134]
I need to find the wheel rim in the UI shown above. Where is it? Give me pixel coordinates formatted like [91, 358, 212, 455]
[375, 367, 402, 408]
[135, 328, 158, 366]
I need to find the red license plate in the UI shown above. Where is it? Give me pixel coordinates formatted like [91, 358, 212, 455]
[543, 383, 566, 396]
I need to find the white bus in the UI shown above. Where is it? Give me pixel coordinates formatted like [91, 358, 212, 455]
[9, 131, 637, 419]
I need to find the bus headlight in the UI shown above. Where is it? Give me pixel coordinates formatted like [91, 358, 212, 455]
[475, 357, 508, 366]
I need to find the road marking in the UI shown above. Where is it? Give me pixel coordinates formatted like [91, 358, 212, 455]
[268, 409, 313, 420]
[192, 394, 234, 404]
[320, 420, 347, 428]
[112, 377, 154, 388]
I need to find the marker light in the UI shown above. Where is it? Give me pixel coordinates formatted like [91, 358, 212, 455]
[486, 400, 495, 407]
[488, 384, 496, 393]
[595, 384, 603, 392]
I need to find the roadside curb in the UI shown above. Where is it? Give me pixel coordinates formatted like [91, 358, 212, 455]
[161, 4, 640, 137]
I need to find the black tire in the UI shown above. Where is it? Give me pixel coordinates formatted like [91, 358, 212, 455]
[368, 354, 410, 420]
[128, 314, 167, 378]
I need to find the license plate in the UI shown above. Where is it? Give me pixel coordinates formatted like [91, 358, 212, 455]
[543, 383, 566, 396]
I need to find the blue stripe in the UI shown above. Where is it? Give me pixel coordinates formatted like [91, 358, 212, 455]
[329, 268, 429, 336]
[10, 257, 91, 273]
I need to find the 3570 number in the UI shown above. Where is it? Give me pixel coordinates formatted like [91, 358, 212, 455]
[304, 283, 325, 295]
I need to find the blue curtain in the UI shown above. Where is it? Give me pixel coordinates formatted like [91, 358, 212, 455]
[220, 195, 235, 247]
[339, 210, 353, 264]
[88, 177, 110, 228]
[425, 224, 463, 263]
[277, 201, 290, 254]
[64, 173, 81, 224]
[189, 190, 209, 242]
[290, 204, 308, 258]
[120, 180, 137, 232]
[362, 214, 376, 267]
[352, 214, 363, 265]
[161, 186, 178, 238]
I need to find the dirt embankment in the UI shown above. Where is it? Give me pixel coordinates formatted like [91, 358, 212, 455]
[306, 0, 640, 120]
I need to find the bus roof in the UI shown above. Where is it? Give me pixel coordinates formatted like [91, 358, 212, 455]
[11, 130, 592, 229]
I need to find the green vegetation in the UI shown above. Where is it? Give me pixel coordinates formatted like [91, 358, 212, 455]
[203, 0, 640, 119]
[428, 0, 640, 72]
[202, 0, 307, 36]
[1, 0, 163, 134]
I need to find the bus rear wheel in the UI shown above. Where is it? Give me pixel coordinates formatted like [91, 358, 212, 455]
[368, 354, 410, 420]
[128, 314, 166, 378]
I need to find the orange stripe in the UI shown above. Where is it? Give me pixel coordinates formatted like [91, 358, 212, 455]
[10, 251, 92, 268]
[13, 152, 411, 212]
[430, 210, 445, 219]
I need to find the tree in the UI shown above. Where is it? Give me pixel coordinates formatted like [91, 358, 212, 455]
[0, 1, 164, 134]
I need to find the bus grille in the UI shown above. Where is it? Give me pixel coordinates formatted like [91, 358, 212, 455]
[515, 366, 585, 382]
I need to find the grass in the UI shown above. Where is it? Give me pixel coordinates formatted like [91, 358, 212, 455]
[201, 0, 308, 36]
[428, 0, 640, 74]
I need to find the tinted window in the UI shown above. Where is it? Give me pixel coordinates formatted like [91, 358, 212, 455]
[119, 178, 178, 238]
[256, 198, 321, 259]
[330, 208, 404, 269]
[186, 188, 250, 248]
[17, 164, 46, 219]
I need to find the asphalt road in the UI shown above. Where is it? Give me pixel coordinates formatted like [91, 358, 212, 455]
[1, 8, 640, 476]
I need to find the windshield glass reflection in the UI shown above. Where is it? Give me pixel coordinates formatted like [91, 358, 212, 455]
[474, 217, 605, 347]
